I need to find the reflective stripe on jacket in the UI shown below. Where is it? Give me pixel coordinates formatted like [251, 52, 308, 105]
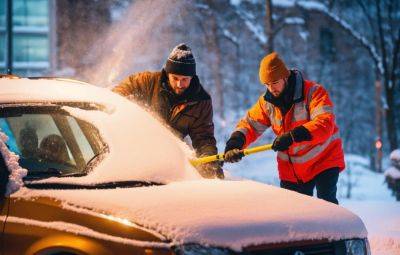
[236, 73, 345, 183]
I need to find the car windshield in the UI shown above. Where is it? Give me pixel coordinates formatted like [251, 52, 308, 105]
[0, 104, 105, 180]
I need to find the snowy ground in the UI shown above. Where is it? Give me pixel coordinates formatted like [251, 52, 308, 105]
[223, 150, 400, 255]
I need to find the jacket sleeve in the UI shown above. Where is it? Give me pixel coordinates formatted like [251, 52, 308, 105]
[235, 95, 271, 148]
[302, 85, 335, 145]
[189, 100, 218, 157]
[112, 72, 152, 102]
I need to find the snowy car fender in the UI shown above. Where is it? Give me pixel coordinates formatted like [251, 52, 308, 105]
[3, 195, 172, 254]
[25, 234, 113, 255]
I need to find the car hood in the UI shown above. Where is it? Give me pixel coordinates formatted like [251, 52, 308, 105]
[17, 180, 367, 251]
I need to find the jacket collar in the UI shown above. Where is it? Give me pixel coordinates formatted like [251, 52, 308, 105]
[264, 69, 304, 105]
[292, 69, 304, 103]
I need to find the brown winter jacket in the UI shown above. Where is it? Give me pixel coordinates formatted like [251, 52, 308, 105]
[112, 69, 218, 157]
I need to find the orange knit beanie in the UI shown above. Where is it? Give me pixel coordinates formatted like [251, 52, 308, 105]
[259, 52, 290, 84]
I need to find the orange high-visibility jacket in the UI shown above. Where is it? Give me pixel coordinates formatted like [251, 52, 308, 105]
[236, 72, 345, 183]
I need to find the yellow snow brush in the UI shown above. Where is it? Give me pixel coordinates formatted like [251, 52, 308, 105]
[190, 143, 273, 167]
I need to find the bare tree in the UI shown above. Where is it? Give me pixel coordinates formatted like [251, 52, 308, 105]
[265, 0, 274, 52]
[296, 0, 400, 151]
[194, 2, 226, 120]
[264, 0, 304, 53]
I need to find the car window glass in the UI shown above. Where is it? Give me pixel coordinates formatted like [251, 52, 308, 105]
[67, 117, 95, 163]
[0, 106, 104, 179]
[6, 114, 76, 165]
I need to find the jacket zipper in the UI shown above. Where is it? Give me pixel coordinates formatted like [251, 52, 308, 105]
[281, 107, 302, 184]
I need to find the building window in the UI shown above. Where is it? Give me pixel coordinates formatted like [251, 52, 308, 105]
[13, 0, 49, 27]
[14, 34, 49, 62]
[0, 0, 4, 27]
[319, 28, 335, 60]
[0, 0, 51, 76]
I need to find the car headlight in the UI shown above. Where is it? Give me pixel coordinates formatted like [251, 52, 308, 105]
[174, 244, 232, 255]
[345, 239, 370, 255]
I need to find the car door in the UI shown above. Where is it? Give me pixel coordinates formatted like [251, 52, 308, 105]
[0, 144, 10, 255]
[0, 104, 106, 254]
[0, 104, 134, 255]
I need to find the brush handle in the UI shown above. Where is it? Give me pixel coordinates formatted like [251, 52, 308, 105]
[190, 144, 273, 167]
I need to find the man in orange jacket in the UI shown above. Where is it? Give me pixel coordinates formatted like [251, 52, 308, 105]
[224, 52, 345, 204]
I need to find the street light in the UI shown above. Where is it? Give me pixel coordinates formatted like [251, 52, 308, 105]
[375, 137, 383, 172]
[375, 139, 382, 150]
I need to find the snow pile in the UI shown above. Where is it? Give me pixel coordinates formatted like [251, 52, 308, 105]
[385, 149, 400, 180]
[390, 149, 400, 164]
[0, 131, 27, 195]
[343, 201, 400, 255]
[19, 180, 367, 251]
[385, 167, 400, 179]
[339, 155, 388, 200]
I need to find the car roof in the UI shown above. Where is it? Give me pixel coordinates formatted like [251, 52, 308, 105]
[0, 77, 114, 105]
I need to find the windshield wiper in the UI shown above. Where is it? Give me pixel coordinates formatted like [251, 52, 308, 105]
[24, 146, 109, 181]
[25, 169, 86, 180]
[24, 180, 163, 190]
[85, 145, 109, 172]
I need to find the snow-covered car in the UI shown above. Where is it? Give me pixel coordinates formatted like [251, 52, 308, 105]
[0, 76, 370, 255]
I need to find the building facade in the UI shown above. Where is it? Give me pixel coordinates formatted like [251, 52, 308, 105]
[0, 0, 56, 76]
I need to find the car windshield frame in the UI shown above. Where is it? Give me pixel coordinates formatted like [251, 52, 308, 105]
[0, 102, 108, 181]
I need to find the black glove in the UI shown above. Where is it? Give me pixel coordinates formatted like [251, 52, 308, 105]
[272, 132, 293, 151]
[224, 149, 244, 163]
[224, 131, 245, 163]
[198, 161, 225, 179]
[272, 126, 312, 152]
[291, 126, 312, 142]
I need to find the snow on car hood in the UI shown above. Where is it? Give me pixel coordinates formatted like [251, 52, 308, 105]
[0, 78, 202, 185]
[18, 180, 367, 251]
[54, 102, 201, 184]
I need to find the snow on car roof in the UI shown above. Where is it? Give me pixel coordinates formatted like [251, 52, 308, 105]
[0, 78, 112, 104]
[0, 77, 201, 185]
[19, 180, 367, 251]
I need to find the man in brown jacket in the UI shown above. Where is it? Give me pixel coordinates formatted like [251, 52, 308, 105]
[112, 43, 223, 179]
